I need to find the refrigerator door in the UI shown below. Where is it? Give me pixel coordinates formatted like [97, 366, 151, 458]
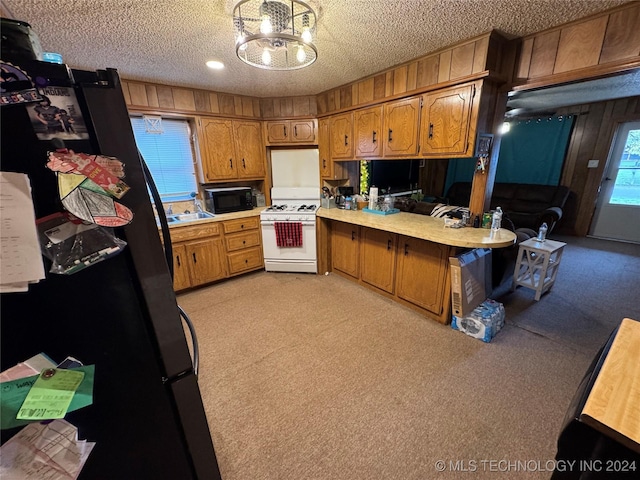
[0, 62, 220, 479]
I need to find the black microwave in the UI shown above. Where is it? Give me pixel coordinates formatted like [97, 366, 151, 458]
[204, 187, 253, 214]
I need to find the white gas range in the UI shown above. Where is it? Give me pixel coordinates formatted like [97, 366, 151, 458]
[260, 187, 319, 273]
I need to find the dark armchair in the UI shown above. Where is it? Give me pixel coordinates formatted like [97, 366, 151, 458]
[445, 182, 570, 233]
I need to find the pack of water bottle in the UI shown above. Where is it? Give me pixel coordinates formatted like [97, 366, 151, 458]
[451, 298, 505, 342]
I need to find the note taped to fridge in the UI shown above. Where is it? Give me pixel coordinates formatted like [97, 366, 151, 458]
[17, 368, 85, 420]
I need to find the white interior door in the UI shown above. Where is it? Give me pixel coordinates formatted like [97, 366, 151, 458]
[590, 121, 640, 243]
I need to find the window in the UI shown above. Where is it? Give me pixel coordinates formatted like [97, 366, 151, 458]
[130, 116, 197, 202]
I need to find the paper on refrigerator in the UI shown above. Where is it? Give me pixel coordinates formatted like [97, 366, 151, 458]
[0, 419, 95, 479]
[0, 172, 46, 292]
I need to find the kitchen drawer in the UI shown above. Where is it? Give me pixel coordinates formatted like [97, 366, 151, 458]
[169, 223, 221, 242]
[225, 230, 261, 252]
[227, 246, 263, 274]
[223, 216, 259, 234]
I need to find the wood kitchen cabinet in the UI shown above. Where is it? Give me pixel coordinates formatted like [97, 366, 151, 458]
[222, 216, 264, 276]
[383, 96, 421, 157]
[169, 223, 227, 291]
[354, 106, 383, 158]
[329, 112, 354, 159]
[395, 236, 449, 316]
[360, 227, 396, 293]
[265, 119, 317, 145]
[198, 117, 265, 182]
[332, 221, 360, 278]
[419, 82, 477, 157]
[319, 117, 348, 180]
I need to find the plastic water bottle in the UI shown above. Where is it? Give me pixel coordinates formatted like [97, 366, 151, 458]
[537, 222, 548, 242]
[491, 207, 503, 231]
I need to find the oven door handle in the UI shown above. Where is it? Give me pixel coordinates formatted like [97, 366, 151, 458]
[261, 220, 316, 226]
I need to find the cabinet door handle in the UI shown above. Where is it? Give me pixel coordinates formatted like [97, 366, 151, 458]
[294, 126, 298, 137]
[344, 134, 348, 146]
[388, 129, 393, 142]
[428, 123, 434, 139]
[323, 159, 327, 168]
[372, 131, 377, 143]
[242, 158, 246, 168]
[284, 126, 287, 137]
[351, 231, 355, 241]
[192, 252, 197, 263]
[387, 239, 392, 251]
[404, 243, 409, 256]
[229, 158, 233, 169]
[176, 255, 181, 267]
[241, 224, 245, 229]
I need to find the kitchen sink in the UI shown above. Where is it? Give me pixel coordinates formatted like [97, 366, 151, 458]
[170, 212, 215, 222]
[156, 211, 215, 225]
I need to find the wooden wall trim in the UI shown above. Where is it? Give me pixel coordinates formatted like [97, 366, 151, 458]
[316, 31, 507, 116]
[512, 2, 640, 91]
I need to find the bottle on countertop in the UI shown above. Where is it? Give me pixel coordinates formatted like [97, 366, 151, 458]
[537, 222, 548, 242]
[491, 207, 503, 231]
[345, 196, 352, 210]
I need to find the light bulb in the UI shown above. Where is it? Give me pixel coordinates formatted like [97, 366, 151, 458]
[499, 121, 511, 134]
[296, 45, 306, 63]
[301, 28, 312, 43]
[262, 49, 271, 65]
[260, 15, 272, 34]
[236, 33, 248, 51]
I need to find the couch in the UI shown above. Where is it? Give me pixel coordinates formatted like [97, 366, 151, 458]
[444, 182, 570, 233]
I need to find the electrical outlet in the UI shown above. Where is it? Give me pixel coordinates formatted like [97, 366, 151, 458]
[588, 159, 599, 168]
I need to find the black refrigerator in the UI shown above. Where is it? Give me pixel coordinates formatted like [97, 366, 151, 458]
[1, 59, 223, 480]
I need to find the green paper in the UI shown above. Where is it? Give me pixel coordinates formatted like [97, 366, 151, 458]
[16, 368, 85, 420]
[1, 365, 94, 429]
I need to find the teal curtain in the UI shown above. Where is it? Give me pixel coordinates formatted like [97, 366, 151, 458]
[496, 115, 575, 184]
[444, 115, 575, 196]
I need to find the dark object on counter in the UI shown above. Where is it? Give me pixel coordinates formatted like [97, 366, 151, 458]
[1, 18, 44, 64]
[473, 215, 480, 228]
[444, 182, 570, 233]
[204, 186, 253, 214]
[337, 186, 354, 196]
[1, 61, 222, 479]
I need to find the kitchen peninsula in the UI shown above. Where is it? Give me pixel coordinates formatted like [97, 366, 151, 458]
[317, 208, 516, 325]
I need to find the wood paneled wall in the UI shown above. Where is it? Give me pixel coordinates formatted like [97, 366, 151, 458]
[556, 96, 640, 236]
[121, 80, 317, 121]
[122, 80, 263, 118]
[316, 31, 506, 116]
[514, 2, 640, 91]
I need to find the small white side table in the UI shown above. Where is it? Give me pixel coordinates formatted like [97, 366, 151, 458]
[512, 238, 567, 301]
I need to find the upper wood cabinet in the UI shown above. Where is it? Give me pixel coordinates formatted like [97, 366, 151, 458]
[198, 118, 266, 182]
[383, 97, 421, 157]
[319, 117, 348, 180]
[419, 83, 477, 157]
[329, 112, 354, 159]
[354, 106, 383, 158]
[265, 119, 317, 145]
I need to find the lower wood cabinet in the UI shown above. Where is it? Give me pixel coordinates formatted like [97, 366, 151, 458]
[222, 216, 264, 276]
[332, 221, 360, 278]
[167, 215, 263, 291]
[329, 222, 453, 323]
[395, 235, 450, 316]
[170, 223, 226, 291]
[360, 228, 396, 293]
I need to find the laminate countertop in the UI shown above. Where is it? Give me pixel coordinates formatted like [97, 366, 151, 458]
[317, 207, 517, 249]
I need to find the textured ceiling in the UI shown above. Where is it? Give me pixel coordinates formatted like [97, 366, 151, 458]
[1, 0, 633, 98]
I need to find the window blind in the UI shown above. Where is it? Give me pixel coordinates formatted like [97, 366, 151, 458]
[130, 117, 197, 201]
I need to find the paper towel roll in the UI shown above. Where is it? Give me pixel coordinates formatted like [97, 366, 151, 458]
[368, 187, 378, 210]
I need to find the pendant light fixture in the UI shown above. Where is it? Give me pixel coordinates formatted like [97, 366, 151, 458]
[233, 0, 317, 70]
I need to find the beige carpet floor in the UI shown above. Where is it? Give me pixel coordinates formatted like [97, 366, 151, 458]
[178, 270, 596, 480]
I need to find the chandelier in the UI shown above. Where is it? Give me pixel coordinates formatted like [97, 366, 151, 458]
[233, 0, 317, 70]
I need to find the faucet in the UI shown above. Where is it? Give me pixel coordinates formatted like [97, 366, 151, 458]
[165, 204, 173, 215]
[194, 199, 203, 213]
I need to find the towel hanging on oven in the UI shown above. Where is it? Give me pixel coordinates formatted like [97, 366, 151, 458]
[274, 221, 303, 247]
